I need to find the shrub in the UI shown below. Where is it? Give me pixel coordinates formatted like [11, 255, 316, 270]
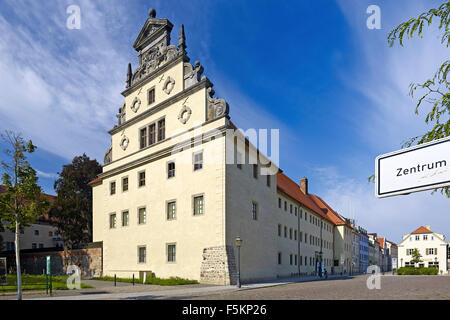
[396, 267, 438, 275]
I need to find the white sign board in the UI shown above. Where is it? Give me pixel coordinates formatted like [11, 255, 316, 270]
[375, 136, 450, 198]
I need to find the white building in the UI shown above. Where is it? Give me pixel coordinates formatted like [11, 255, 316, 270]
[398, 226, 448, 274]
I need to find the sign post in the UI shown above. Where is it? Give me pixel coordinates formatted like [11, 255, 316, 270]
[46, 256, 52, 295]
[375, 136, 450, 198]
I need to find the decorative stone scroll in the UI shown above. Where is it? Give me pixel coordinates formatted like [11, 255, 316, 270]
[163, 76, 175, 95]
[184, 61, 204, 89]
[130, 97, 141, 113]
[104, 146, 112, 165]
[206, 86, 229, 121]
[178, 105, 192, 124]
[120, 135, 130, 151]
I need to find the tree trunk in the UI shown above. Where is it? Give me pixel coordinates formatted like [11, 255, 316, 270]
[15, 218, 22, 300]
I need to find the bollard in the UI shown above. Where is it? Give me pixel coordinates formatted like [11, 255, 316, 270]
[114, 274, 117, 287]
[132, 274, 135, 286]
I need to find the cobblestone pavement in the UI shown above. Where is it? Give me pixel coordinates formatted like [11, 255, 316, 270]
[187, 275, 450, 300]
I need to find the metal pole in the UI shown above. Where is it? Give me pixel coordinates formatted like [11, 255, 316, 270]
[114, 274, 116, 287]
[45, 273, 48, 295]
[237, 246, 241, 288]
[132, 274, 135, 286]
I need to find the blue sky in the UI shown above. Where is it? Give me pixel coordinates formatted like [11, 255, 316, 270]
[0, 0, 448, 242]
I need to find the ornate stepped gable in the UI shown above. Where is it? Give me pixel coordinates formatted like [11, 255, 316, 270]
[104, 9, 230, 165]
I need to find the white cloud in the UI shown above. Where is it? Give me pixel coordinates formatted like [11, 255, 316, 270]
[36, 170, 59, 180]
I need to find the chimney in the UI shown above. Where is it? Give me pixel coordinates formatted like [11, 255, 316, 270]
[300, 177, 308, 194]
[425, 225, 431, 230]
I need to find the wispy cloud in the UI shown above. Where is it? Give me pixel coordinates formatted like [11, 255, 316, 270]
[36, 170, 59, 180]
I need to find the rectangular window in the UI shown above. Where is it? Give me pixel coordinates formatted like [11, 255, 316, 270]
[39, 244, 44, 249]
[278, 198, 281, 208]
[148, 88, 155, 105]
[138, 246, 146, 263]
[415, 235, 420, 240]
[122, 211, 129, 227]
[278, 252, 282, 265]
[109, 213, 116, 229]
[110, 181, 116, 195]
[236, 151, 243, 169]
[290, 204, 293, 214]
[278, 224, 281, 237]
[289, 228, 292, 239]
[295, 255, 298, 266]
[193, 152, 203, 171]
[266, 175, 271, 187]
[423, 235, 428, 240]
[167, 244, 176, 262]
[140, 127, 147, 149]
[122, 177, 128, 192]
[149, 123, 156, 145]
[138, 207, 146, 225]
[284, 201, 287, 211]
[290, 254, 293, 265]
[34, 230, 39, 236]
[32, 243, 37, 249]
[193, 195, 204, 216]
[252, 202, 258, 220]
[138, 171, 146, 187]
[168, 162, 175, 178]
[284, 226, 287, 238]
[305, 233, 308, 243]
[253, 164, 258, 179]
[294, 230, 297, 241]
[295, 207, 297, 216]
[167, 201, 176, 220]
[158, 119, 165, 141]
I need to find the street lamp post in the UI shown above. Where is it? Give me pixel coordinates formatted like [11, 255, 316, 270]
[235, 236, 243, 288]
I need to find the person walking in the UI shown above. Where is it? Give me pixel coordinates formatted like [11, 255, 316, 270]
[324, 268, 328, 279]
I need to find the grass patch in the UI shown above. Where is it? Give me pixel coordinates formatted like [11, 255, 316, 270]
[93, 275, 198, 286]
[0, 274, 93, 293]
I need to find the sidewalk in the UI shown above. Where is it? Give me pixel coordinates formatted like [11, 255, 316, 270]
[22, 274, 355, 300]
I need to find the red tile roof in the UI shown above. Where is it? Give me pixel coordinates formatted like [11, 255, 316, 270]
[309, 194, 351, 228]
[411, 226, 433, 234]
[377, 238, 385, 249]
[276, 173, 327, 219]
[88, 177, 102, 185]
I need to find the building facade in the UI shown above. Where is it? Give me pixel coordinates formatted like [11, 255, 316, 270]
[398, 226, 448, 274]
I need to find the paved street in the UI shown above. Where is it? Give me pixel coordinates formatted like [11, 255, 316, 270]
[1, 274, 449, 300]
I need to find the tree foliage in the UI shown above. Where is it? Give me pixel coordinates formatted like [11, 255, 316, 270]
[49, 154, 101, 249]
[370, 2, 450, 197]
[410, 248, 423, 265]
[0, 130, 49, 300]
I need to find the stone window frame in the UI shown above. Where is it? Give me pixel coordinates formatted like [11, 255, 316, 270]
[137, 206, 147, 225]
[166, 243, 177, 263]
[166, 199, 177, 221]
[138, 245, 147, 264]
[192, 150, 204, 172]
[138, 170, 146, 188]
[138, 116, 164, 151]
[192, 193, 205, 216]
[167, 160, 176, 179]
[251, 201, 258, 221]
[139, 125, 148, 149]
[109, 212, 117, 229]
[110, 180, 116, 196]
[121, 210, 130, 227]
[122, 175, 129, 193]
[147, 86, 156, 106]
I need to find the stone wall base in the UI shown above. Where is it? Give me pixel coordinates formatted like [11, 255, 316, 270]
[200, 245, 237, 285]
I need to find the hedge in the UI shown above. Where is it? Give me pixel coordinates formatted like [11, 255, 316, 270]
[396, 267, 438, 275]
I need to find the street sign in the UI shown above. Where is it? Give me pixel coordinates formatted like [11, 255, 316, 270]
[392, 258, 398, 269]
[0, 257, 6, 285]
[46, 256, 51, 275]
[375, 136, 450, 198]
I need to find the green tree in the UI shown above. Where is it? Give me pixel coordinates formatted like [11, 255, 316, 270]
[410, 248, 423, 265]
[0, 131, 49, 300]
[383, 1, 450, 197]
[49, 154, 101, 250]
[0, 233, 4, 251]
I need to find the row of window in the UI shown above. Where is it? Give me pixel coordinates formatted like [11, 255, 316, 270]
[409, 235, 434, 241]
[3, 242, 44, 251]
[0, 229, 56, 237]
[406, 248, 439, 255]
[109, 152, 205, 195]
[139, 118, 165, 149]
[138, 243, 176, 263]
[277, 253, 333, 267]
[277, 198, 332, 233]
[109, 196, 205, 228]
[276, 225, 332, 249]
